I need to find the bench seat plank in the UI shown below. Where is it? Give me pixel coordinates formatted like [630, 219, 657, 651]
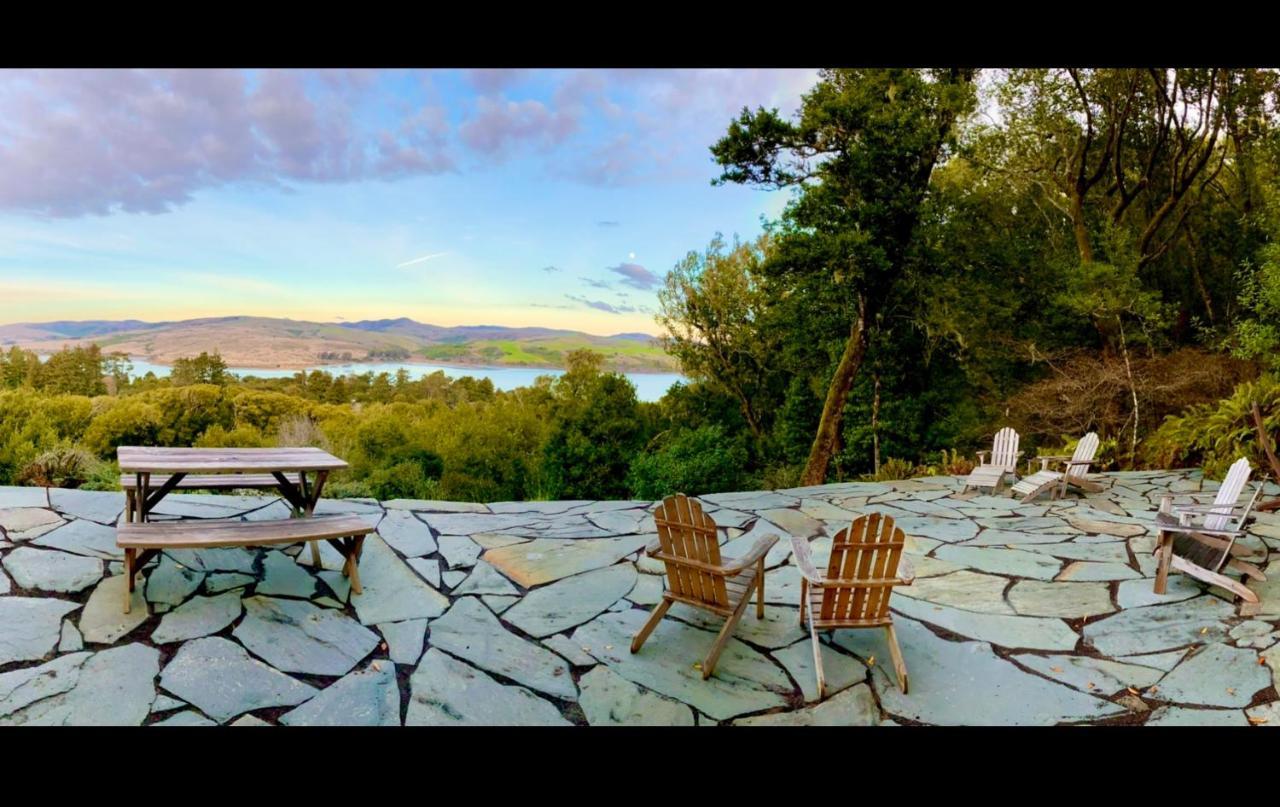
[117, 514, 374, 549]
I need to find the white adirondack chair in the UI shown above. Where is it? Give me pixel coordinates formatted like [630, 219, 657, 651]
[964, 427, 1022, 492]
[1011, 432, 1102, 503]
[1153, 457, 1268, 615]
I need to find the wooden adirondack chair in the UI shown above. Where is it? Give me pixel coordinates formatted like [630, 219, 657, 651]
[630, 494, 778, 679]
[1153, 457, 1269, 615]
[790, 513, 914, 698]
[1010, 432, 1103, 503]
[964, 426, 1022, 492]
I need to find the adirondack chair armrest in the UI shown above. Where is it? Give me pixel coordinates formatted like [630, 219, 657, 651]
[720, 533, 779, 575]
[1174, 504, 1251, 516]
[975, 449, 990, 463]
[898, 556, 916, 585]
[1037, 454, 1071, 471]
[790, 537, 824, 584]
[1153, 516, 1243, 539]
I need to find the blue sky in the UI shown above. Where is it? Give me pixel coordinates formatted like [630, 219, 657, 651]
[0, 68, 818, 335]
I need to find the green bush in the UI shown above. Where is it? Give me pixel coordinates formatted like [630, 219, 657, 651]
[627, 425, 749, 499]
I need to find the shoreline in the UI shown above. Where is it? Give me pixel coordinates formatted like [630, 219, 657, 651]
[123, 355, 682, 376]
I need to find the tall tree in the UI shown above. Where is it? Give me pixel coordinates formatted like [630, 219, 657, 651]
[712, 68, 977, 484]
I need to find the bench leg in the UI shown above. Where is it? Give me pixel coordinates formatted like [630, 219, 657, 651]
[344, 536, 364, 595]
[123, 548, 136, 613]
[309, 541, 322, 568]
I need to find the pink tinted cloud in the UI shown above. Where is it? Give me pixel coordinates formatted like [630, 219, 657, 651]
[0, 68, 455, 217]
[458, 96, 579, 158]
[607, 262, 659, 290]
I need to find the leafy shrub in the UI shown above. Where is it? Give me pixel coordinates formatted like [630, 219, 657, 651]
[627, 425, 749, 499]
[16, 446, 99, 488]
[1144, 375, 1280, 478]
[936, 448, 975, 476]
[868, 457, 918, 481]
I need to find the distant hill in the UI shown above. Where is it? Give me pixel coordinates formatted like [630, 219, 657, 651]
[0, 316, 675, 372]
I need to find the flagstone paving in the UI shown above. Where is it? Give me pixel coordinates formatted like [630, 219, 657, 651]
[1, 468, 1278, 725]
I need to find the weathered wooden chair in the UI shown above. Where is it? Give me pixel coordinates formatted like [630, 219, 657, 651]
[963, 426, 1022, 492]
[630, 494, 778, 679]
[1011, 431, 1103, 502]
[790, 513, 915, 698]
[1153, 457, 1269, 615]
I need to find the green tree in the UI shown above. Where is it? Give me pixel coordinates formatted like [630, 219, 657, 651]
[170, 351, 230, 386]
[711, 68, 978, 484]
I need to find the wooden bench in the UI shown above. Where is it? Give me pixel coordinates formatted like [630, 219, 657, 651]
[116, 514, 375, 612]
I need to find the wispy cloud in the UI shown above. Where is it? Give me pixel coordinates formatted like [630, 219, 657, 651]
[541, 265, 561, 273]
[565, 294, 638, 314]
[396, 252, 448, 269]
[580, 276, 612, 290]
[596, 220, 621, 227]
[606, 262, 659, 290]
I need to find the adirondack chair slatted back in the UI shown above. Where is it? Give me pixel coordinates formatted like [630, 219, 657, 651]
[1206, 458, 1252, 532]
[654, 495, 728, 608]
[1067, 432, 1100, 479]
[821, 513, 905, 624]
[990, 427, 1020, 472]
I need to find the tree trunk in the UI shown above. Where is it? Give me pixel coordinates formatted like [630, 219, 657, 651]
[801, 300, 869, 486]
[1117, 315, 1139, 466]
[871, 373, 882, 474]
[1071, 191, 1094, 264]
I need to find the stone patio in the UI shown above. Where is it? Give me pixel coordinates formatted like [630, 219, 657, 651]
[2, 470, 1279, 726]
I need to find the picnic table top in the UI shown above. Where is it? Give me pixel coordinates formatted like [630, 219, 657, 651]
[117, 446, 348, 474]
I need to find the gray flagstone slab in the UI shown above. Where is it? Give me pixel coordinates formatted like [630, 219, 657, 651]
[437, 534, 482, 568]
[383, 499, 489, 513]
[78, 575, 146, 643]
[967, 528, 1076, 546]
[542, 634, 598, 667]
[2, 546, 102, 592]
[774, 639, 868, 703]
[934, 545, 1062, 580]
[0, 487, 50, 508]
[895, 517, 980, 544]
[1006, 581, 1115, 619]
[234, 596, 379, 676]
[503, 564, 637, 639]
[1055, 561, 1141, 582]
[151, 592, 243, 644]
[154, 710, 217, 726]
[376, 510, 437, 557]
[483, 535, 648, 588]
[145, 555, 205, 607]
[0, 643, 159, 726]
[429, 597, 576, 700]
[734, 683, 879, 726]
[48, 489, 123, 524]
[163, 546, 257, 573]
[1022, 541, 1130, 564]
[1012, 654, 1162, 694]
[0, 507, 62, 540]
[1083, 597, 1236, 656]
[578, 665, 695, 726]
[698, 490, 798, 510]
[405, 557, 441, 588]
[32, 518, 121, 559]
[452, 561, 519, 596]
[159, 636, 316, 722]
[406, 648, 570, 726]
[1118, 649, 1188, 672]
[349, 537, 449, 625]
[666, 602, 804, 650]
[1153, 643, 1269, 707]
[58, 619, 83, 652]
[0, 651, 91, 719]
[570, 609, 791, 721]
[862, 617, 1123, 726]
[280, 662, 400, 726]
[256, 551, 317, 598]
[895, 570, 1014, 614]
[892, 596, 1079, 651]
[377, 619, 427, 665]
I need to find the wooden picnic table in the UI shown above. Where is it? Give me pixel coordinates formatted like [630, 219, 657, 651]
[115, 446, 362, 611]
[117, 446, 348, 524]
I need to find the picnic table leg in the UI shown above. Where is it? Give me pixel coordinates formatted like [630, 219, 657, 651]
[300, 471, 323, 567]
[123, 548, 136, 613]
[136, 473, 150, 523]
